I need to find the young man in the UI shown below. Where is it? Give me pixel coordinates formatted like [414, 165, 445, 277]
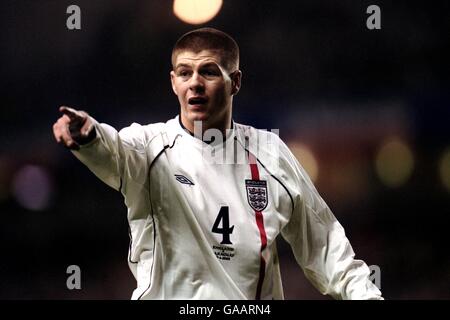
[52, 28, 383, 300]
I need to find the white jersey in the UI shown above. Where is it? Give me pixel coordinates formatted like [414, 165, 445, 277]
[73, 115, 383, 300]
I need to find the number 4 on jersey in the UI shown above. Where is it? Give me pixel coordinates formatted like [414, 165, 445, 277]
[212, 206, 234, 244]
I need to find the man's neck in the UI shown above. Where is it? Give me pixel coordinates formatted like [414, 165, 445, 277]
[179, 116, 233, 144]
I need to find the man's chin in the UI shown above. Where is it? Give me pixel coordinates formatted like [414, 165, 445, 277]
[187, 110, 209, 122]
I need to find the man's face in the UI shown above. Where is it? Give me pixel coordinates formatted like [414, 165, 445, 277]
[170, 50, 241, 132]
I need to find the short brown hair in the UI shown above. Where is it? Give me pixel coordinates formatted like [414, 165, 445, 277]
[171, 27, 240, 72]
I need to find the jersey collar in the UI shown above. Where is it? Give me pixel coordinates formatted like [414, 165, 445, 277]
[177, 115, 235, 146]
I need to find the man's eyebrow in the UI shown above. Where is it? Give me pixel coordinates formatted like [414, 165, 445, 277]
[199, 62, 220, 69]
[175, 61, 222, 72]
[175, 63, 192, 70]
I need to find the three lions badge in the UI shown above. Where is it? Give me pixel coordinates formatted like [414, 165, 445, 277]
[245, 180, 268, 211]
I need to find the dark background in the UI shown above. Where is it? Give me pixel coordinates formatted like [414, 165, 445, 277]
[0, 0, 449, 299]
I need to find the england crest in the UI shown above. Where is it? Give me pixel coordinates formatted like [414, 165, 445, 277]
[245, 180, 268, 211]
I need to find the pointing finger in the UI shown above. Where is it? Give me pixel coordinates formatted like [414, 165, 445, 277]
[60, 106, 83, 121]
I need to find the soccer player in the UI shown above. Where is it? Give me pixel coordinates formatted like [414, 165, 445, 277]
[52, 28, 383, 300]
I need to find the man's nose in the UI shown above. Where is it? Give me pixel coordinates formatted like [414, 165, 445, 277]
[189, 72, 205, 93]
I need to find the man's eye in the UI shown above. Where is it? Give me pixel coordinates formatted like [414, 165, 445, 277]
[203, 70, 218, 77]
[178, 70, 191, 77]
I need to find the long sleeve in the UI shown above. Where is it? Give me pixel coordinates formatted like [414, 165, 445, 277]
[71, 117, 154, 191]
[279, 141, 383, 300]
[70, 117, 169, 281]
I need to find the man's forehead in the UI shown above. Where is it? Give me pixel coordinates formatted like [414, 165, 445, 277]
[174, 50, 222, 66]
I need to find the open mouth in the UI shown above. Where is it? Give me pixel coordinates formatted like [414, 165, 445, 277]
[188, 97, 208, 105]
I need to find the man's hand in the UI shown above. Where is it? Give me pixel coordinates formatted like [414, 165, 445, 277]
[53, 106, 95, 150]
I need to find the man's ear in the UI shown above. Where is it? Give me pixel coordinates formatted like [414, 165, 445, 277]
[230, 70, 242, 96]
[170, 71, 178, 96]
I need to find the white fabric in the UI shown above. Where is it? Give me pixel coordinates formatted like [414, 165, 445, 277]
[72, 115, 383, 300]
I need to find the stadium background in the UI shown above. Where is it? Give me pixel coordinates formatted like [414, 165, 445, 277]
[0, 0, 449, 299]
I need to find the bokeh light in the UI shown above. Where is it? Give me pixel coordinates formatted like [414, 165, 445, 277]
[173, 0, 223, 25]
[288, 142, 319, 182]
[12, 165, 53, 211]
[438, 148, 450, 193]
[326, 160, 370, 205]
[375, 137, 414, 188]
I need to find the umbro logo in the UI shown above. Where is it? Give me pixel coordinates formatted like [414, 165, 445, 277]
[175, 174, 195, 186]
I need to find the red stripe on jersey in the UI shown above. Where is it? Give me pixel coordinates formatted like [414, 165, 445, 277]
[255, 210, 267, 299]
[248, 152, 267, 300]
[249, 153, 260, 180]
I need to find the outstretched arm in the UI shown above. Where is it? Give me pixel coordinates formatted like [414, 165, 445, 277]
[52, 105, 158, 192]
[53, 106, 129, 191]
